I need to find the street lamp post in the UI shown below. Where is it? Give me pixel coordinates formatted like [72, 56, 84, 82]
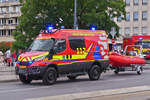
[74, 0, 78, 29]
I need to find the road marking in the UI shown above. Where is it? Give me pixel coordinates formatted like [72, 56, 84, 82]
[26, 85, 150, 100]
[0, 86, 51, 94]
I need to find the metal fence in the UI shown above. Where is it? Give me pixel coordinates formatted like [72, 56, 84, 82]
[0, 63, 18, 81]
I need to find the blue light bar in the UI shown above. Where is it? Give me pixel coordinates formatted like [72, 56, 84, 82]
[46, 24, 54, 30]
[61, 26, 65, 29]
[90, 26, 97, 31]
[48, 26, 53, 30]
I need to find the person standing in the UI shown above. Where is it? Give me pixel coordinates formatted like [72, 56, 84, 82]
[5, 49, 11, 66]
[12, 51, 16, 67]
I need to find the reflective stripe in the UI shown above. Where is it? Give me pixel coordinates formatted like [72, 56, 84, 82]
[72, 54, 87, 59]
[52, 55, 63, 60]
[31, 52, 49, 60]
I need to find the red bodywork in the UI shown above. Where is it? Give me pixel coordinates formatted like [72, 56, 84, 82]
[123, 35, 150, 59]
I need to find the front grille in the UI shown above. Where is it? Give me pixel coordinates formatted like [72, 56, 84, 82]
[19, 67, 41, 74]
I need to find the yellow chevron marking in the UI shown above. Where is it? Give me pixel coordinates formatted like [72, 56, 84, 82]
[22, 58, 27, 62]
[27, 57, 31, 61]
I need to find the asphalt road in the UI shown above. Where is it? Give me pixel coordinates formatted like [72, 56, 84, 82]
[1, 69, 150, 100]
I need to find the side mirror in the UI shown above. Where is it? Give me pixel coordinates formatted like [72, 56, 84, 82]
[48, 49, 53, 59]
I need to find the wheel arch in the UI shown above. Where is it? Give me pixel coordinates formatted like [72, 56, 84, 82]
[92, 60, 101, 67]
[47, 63, 59, 77]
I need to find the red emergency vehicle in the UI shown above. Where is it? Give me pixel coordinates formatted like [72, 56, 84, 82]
[123, 35, 150, 59]
[16, 29, 109, 85]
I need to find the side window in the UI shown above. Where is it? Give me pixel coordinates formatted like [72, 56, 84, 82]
[54, 39, 66, 53]
[69, 37, 85, 51]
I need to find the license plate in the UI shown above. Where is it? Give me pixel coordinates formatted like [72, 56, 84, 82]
[20, 66, 26, 69]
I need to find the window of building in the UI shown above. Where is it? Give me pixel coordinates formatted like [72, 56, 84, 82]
[0, 18, 6, 25]
[8, 19, 13, 25]
[8, 6, 14, 13]
[1, 7, 6, 13]
[69, 37, 85, 51]
[133, 27, 139, 35]
[16, 6, 21, 13]
[134, 0, 138, 5]
[126, 12, 130, 21]
[142, 11, 147, 20]
[125, 27, 130, 35]
[142, 0, 148, 5]
[125, 0, 130, 6]
[15, 18, 18, 24]
[0, 30, 6, 36]
[142, 27, 147, 35]
[133, 12, 138, 21]
[117, 16, 122, 22]
[8, 30, 13, 36]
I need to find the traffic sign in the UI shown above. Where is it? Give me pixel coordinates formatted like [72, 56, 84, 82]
[110, 27, 116, 39]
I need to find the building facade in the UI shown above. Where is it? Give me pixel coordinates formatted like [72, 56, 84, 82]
[116, 0, 149, 38]
[0, 0, 21, 42]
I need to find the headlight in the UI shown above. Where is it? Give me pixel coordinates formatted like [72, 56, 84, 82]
[34, 56, 46, 62]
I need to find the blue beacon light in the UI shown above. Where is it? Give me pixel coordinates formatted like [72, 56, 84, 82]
[47, 26, 53, 30]
[61, 26, 65, 29]
[28, 61, 33, 65]
[90, 26, 97, 31]
[139, 37, 143, 41]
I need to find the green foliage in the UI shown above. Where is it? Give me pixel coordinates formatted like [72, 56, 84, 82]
[13, 0, 126, 50]
[0, 42, 10, 53]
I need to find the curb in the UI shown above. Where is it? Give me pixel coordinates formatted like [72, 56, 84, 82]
[26, 86, 150, 100]
[0, 79, 19, 83]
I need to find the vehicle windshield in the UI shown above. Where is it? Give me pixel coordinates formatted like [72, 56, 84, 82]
[135, 41, 150, 48]
[28, 39, 54, 51]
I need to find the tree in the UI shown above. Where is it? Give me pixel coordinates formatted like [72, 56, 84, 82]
[0, 42, 10, 53]
[12, 0, 125, 50]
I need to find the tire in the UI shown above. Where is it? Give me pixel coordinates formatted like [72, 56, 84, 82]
[42, 67, 57, 85]
[67, 76, 77, 80]
[137, 71, 141, 75]
[137, 66, 143, 75]
[88, 65, 101, 80]
[19, 74, 32, 84]
[114, 70, 119, 74]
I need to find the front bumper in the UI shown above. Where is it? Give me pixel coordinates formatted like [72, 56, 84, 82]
[18, 66, 47, 76]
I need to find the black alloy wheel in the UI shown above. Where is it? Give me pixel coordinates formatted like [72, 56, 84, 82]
[42, 67, 57, 85]
[88, 65, 101, 80]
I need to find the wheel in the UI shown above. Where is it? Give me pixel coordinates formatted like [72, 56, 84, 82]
[114, 68, 119, 74]
[88, 65, 101, 80]
[19, 74, 32, 84]
[42, 67, 57, 85]
[137, 66, 143, 75]
[67, 76, 77, 80]
[114, 70, 119, 74]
